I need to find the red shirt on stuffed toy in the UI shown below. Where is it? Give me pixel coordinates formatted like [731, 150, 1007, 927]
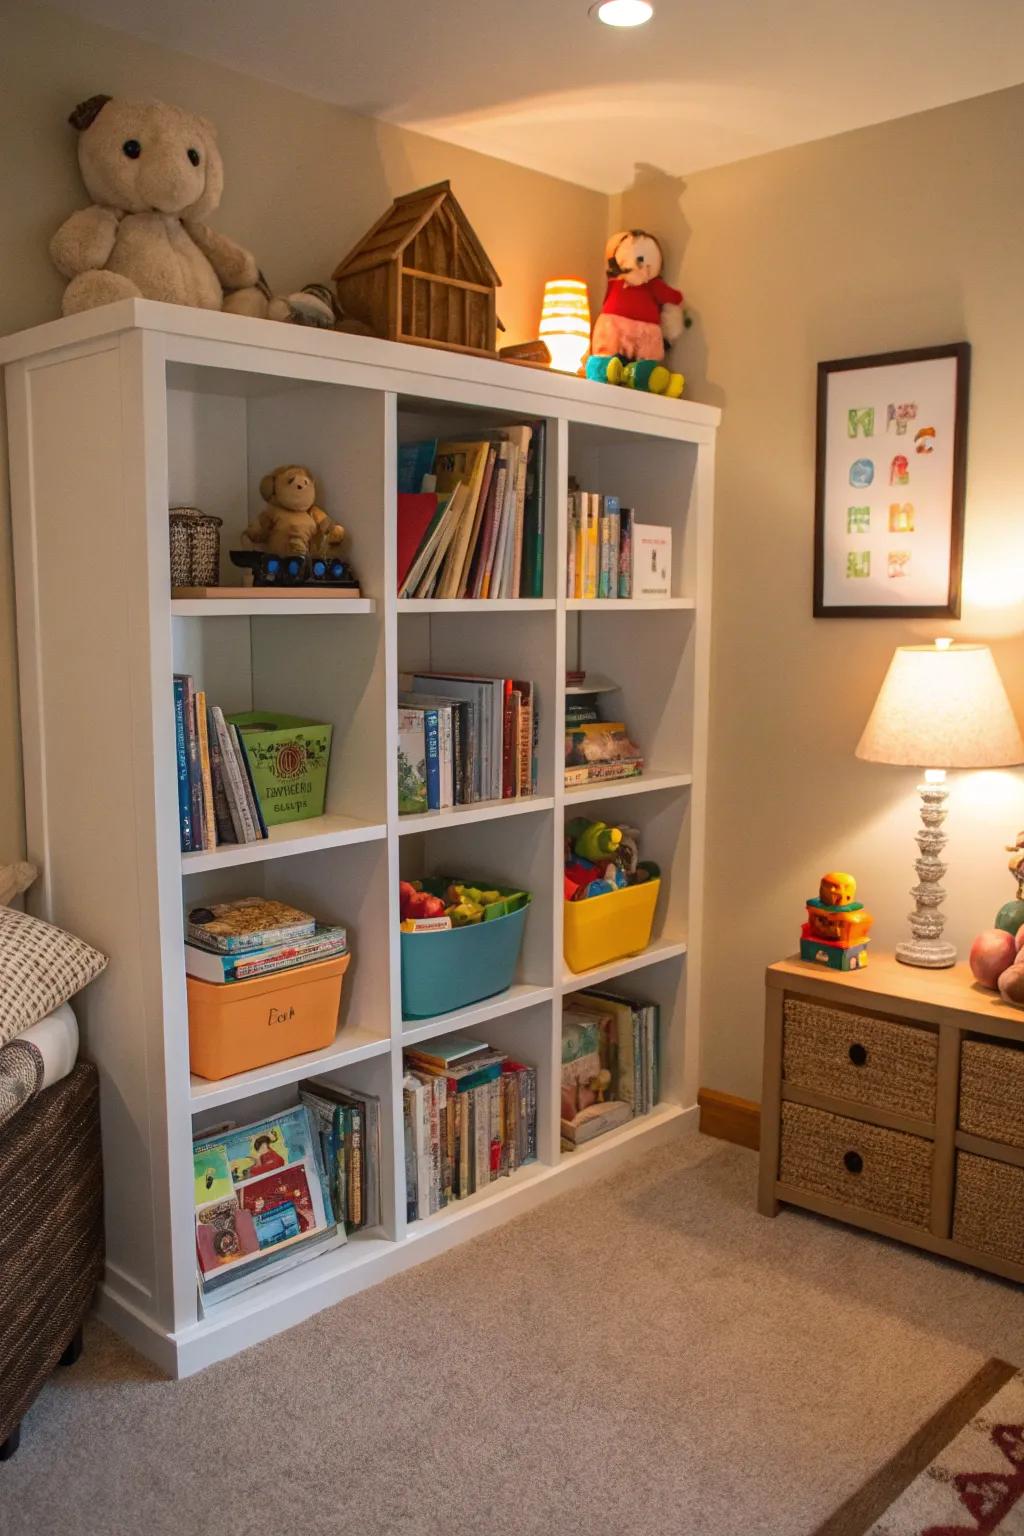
[601, 275, 682, 327]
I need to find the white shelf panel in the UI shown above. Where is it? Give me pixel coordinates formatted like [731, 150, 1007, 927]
[192, 1226, 396, 1331]
[398, 598, 556, 613]
[171, 595, 377, 616]
[180, 815, 387, 874]
[561, 937, 688, 991]
[397, 795, 554, 835]
[189, 1026, 391, 1113]
[565, 597, 696, 611]
[558, 1102, 691, 1164]
[564, 771, 693, 806]
[400, 983, 554, 1046]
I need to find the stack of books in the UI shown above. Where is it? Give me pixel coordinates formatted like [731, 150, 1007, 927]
[173, 673, 268, 853]
[402, 1037, 537, 1218]
[565, 682, 643, 787]
[561, 990, 659, 1149]
[193, 1104, 342, 1306]
[397, 671, 537, 813]
[397, 423, 546, 600]
[184, 897, 347, 985]
[565, 490, 672, 600]
[299, 1079, 383, 1234]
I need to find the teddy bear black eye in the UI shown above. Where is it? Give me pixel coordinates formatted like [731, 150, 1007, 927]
[187, 148, 200, 166]
[122, 138, 141, 159]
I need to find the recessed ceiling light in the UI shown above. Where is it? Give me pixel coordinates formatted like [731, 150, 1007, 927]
[590, 0, 654, 27]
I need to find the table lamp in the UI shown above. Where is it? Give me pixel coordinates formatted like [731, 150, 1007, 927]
[539, 279, 591, 374]
[856, 639, 1024, 968]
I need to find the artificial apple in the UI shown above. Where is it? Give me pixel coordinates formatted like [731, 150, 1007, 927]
[998, 960, 1024, 1007]
[399, 881, 418, 919]
[995, 899, 1024, 936]
[1016, 924, 1024, 952]
[970, 928, 1017, 990]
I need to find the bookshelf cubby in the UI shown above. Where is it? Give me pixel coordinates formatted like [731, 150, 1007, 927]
[2, 299, 718, 1377]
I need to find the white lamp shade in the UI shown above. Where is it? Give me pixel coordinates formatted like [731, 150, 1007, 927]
[856, 642, 1024, 769]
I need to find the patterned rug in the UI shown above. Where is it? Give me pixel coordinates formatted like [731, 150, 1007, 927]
[816, 1360, 1024, 1536]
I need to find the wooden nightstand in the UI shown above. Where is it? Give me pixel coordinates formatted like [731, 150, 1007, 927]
[759, 953, 1024, 1284]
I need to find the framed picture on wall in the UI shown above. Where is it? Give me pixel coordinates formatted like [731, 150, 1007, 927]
[813, 342, 970, 618]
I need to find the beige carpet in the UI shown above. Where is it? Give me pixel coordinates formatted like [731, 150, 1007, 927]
[3, 1135, 1023, 1536]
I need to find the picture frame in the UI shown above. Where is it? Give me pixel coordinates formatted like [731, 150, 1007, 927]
[813, 342, 970, 618]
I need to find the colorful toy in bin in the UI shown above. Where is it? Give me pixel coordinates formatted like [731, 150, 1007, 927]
[801, 870, 873, 971]
[562, 817, 661, 974]
[399, 875, 532, 1018]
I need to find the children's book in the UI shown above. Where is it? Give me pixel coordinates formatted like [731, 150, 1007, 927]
[397, 706, 428, 814]
[172, 676, 194, 852]
[397, 438, 438, 494]
[184, 924, 347, 984]
[397, 491, 440, 592]
[186, 897, 315, 954]
[633, 524, 672, 596]
[193, 1105, 342, 1304]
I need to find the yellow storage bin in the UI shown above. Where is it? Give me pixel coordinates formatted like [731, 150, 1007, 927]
[187, 953, 350, 1081]
[564, 879, 660, 974]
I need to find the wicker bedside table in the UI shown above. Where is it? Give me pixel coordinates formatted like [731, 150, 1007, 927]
[758, 954, 1024, 1283]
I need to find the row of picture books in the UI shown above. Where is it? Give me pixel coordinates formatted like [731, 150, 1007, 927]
[566, 489, 672, 601]
[397, 422, 546, 600]
[184, 897, 347, 985]
[562, 990, 660, 1149]
[173, 674, 267, 853]
[402, 1037, 537, 1219]
[193, 1086, 381, 1306]
[397, 671, 537, 814]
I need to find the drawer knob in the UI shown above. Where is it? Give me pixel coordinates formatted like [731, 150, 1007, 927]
[848, 1042, 869, 1067]
[843, 1150, 864, 1175]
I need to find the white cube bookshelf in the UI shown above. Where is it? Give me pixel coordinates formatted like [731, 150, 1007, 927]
[1, 300, 718, 1377]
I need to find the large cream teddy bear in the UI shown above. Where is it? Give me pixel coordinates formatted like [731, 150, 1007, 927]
[50, 95, 290, 320]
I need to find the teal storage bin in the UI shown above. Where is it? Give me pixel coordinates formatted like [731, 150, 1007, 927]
[401, 903, 530, 1020]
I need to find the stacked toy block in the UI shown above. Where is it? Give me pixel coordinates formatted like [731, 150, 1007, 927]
[801, 871, 873, 971]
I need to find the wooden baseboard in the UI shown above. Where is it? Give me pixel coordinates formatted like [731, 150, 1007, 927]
[698, 1088, 761, 1150]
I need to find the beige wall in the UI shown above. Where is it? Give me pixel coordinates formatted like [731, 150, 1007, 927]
[0, 0, 609, 861]
[616, 86, 1024, 1101]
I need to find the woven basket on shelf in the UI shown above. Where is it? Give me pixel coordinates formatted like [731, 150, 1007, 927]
[959, 1038, 1024, 1150]
[168, 505, 222, 588]
[779, 1100, 933, 1228]
[953, 1151, 1024, 1265]
[783, 998, 938, 1120]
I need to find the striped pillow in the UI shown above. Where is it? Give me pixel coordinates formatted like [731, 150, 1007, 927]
[0, 908, 107, 1046]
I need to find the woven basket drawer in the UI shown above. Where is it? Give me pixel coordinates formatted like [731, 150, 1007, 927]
[779, 1101, 932, 1228]
[959, 1039, 1024, 1150]
[953, 1152, 1024, 1267]
[783, 998, 937, 1119]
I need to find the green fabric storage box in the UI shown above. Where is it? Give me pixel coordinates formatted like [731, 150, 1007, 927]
[227, 711, 332, 826]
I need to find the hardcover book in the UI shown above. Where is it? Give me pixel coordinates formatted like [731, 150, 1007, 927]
[186, 897, 316, 954]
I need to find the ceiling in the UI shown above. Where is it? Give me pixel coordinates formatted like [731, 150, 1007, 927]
[51, 0, 1024, 192]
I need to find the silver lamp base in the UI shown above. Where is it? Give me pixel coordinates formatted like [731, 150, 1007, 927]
[896, 774, 957, 969]
[896, 937, 957, 969]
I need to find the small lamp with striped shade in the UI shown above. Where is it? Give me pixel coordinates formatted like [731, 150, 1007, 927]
[539, 279, 591, 374]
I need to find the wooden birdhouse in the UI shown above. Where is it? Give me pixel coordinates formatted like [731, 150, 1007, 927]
[332, 181, 501, 358]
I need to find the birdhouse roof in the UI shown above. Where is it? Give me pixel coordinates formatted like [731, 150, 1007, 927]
[332, 181, 501, 287]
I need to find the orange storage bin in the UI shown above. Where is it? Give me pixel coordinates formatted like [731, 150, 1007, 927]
[187, 952, 350, 1081]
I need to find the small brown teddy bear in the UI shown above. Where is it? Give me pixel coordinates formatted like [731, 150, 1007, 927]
[244, 466, 345, 558]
